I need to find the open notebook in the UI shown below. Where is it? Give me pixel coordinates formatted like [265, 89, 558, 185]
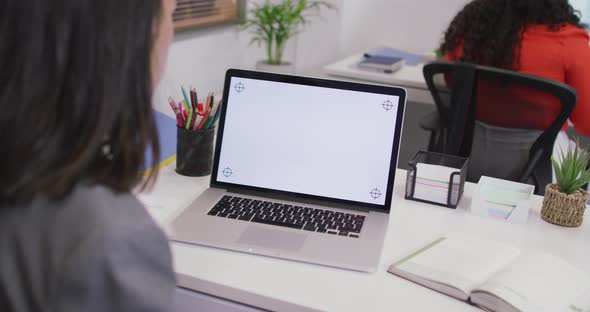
[388, 236, 590, 312]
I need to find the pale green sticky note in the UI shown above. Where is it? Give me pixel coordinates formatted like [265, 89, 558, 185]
[480, 182, 530, 207]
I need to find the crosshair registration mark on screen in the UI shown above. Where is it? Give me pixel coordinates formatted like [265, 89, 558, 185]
[223, 167, 233, 178]
[234, 82, 245, 93]
[382, 99, 394, 111]
[370, 188, 382, 200]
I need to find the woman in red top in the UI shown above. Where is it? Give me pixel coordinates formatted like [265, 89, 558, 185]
[440, 0, 590, 138]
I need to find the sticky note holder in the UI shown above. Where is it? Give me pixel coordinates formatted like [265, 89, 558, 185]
[405, 151, 469, 209]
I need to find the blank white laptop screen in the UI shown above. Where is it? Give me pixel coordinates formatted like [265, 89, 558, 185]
[216, 77, 400, 206]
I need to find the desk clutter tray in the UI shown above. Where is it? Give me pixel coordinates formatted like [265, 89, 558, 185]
[405, 151, 469, 208]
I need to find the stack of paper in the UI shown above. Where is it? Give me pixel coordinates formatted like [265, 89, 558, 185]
[412, 163, 460, 205]
[472, 177, 534, 223]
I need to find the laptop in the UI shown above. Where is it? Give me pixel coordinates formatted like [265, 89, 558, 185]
[171, 69, 406, 272]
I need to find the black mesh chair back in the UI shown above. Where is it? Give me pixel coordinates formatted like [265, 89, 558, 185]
[422, 61, 577, 194]
[422, 62, 477, 156]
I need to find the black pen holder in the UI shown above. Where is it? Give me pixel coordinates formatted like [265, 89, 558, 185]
[176, 127, 215, 177]
[405, 151, 469, 209]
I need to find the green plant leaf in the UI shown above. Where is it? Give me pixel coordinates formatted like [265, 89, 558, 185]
[552, 140, 590, 195]
[240, 0, 334, 64]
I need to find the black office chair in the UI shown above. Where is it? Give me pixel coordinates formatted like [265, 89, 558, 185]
[420, 61, 577, 195]
[420, 62, 477, 156]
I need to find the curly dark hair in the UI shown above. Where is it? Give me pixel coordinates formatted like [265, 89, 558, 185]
[440, 0, 583, 69]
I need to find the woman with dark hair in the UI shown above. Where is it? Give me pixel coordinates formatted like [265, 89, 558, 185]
[440, 0, 590, 137]
[439, 0, 590, 182]
[0, 0, 177, 310]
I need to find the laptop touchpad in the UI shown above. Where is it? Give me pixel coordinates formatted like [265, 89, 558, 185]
[237, 226, 306, 251]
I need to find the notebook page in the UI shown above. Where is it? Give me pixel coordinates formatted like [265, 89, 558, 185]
[392, 236, 521, 295]
[473, 252, 590, 312]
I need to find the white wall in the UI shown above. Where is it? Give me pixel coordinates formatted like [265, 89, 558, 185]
[339, 0, 469, 56]
[294, 0, 343, 72]
[571, 0, 590, 22]
[153, 19, 260, 114]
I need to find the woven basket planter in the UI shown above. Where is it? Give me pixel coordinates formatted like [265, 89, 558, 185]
[541, 184, 589, 227]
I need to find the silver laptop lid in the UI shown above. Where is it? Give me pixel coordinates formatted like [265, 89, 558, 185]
[211, 69, 406, 213]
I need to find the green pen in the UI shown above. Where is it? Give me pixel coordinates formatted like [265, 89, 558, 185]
[185, 109, 193, 130]
[202, 99, 219, 129]
[205, 101, 222, 129]
[202, 115, 214, 130]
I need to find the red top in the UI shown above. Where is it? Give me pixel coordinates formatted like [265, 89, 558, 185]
[445, 24, 590, 136]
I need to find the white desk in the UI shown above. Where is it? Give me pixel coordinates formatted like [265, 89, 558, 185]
[138, 164, 590, 312]
[310, 53, 433, 105]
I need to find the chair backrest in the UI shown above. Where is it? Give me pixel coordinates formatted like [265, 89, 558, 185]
[423, 61, 577, 193]
[423, 62, 477, 156]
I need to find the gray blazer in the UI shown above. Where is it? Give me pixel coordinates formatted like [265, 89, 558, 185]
[0, 185, 176, 312]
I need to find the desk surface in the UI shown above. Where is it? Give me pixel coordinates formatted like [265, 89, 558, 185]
[138, 165, 590, 312]
[322, 53, 427, 90]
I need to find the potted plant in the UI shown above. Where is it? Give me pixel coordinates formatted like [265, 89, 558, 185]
[541, 142, 590, 227]
[242, 0, 333, 74]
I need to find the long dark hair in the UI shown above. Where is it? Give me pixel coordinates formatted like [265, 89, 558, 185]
[440, 0, 583, 69]
[0, 0, 163, 205]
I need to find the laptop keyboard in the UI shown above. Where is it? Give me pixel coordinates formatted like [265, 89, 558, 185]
[207, 196, 365, 238]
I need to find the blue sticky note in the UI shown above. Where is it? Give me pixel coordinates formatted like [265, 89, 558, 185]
[144, 110, 177, 170]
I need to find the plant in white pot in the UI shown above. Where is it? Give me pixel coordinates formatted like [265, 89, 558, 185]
[541, 142, 590, 227]
[242, 0, 333, 74]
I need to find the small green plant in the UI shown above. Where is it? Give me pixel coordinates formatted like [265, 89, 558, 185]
[552, 141, 590, 195]
[242, 0, 333, 65]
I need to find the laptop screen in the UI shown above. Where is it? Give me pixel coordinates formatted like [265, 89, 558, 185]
[213, 70, 405, 210]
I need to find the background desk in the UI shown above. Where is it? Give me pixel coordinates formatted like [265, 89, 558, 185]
[139, 164, 590, 312]
[305, 53, 433, 105]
